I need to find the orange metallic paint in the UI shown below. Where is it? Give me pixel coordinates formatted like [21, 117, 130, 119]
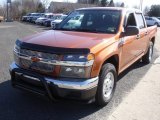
[19, 7, 157, 78]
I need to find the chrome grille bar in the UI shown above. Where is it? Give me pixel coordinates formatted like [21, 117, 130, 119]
[14, 49, 94, 67]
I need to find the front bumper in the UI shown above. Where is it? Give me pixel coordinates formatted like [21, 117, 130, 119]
[35, 20, 43, 24]
[9, 62, 98, 101]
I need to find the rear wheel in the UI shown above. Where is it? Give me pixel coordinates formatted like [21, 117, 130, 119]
[155, 22, 158, 26]
[142, 41, 154, 64]
[95, 63, 117, 106]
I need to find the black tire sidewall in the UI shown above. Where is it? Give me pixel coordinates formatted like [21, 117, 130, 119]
[95, 63, 117, 106]
[149, 42, 154, 62]
[142, 41, 153, 64]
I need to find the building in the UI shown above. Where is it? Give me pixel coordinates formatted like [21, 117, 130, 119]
[48, 2, 96, 13]
[77, 0, 100, 4]
[78, 0, 94, 4]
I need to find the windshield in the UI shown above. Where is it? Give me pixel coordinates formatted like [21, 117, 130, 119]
[58, 10, 121, 34]
[42, 14, 52, 18]
[31, 13, 41, 16]
[60, 15, 67, 20]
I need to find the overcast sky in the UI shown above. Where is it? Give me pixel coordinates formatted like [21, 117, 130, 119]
[0, 0, 160, 8]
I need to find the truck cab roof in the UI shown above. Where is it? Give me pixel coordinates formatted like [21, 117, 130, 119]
[76, 7, 142, 14]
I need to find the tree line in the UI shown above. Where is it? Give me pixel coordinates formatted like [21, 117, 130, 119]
[78, 0, 124, 7]
[0, 0, 160, 20]
[0, 0, 46, 20]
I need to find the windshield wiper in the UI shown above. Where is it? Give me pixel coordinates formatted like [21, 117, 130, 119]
[57, 28, 112, 33]
[73, 28, 101, 33]
[56, 28, 72, 31]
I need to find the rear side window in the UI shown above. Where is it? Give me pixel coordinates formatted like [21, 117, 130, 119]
[136, 13, 145, 29]
[145, 17, 151, 20]
[126, 13, 137, 27]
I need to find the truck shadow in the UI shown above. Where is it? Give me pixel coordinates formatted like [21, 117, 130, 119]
[0, 81, 101, 120]
[0, 49, 159, 120]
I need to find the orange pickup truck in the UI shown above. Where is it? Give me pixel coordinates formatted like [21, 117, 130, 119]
[10, 7, 157, 106]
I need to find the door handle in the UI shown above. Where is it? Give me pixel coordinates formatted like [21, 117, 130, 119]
[118, 38, 125, 47]
[136, 34, 140, 39]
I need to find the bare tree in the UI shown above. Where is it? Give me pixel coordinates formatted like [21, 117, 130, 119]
[8, 0, 45, 20]
[108, 0, 115, 7]
[0, 6, 5, 16]
[143, 6, 150, 15]
[133, 5, 139, 9]
[41, 0, 50, 9]
[120, 2, 125, 7]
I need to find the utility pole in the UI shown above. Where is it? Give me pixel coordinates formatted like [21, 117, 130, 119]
[6, 0, 12, 22]
[87, 0, 89, 7]
[140, 0, 143, 11]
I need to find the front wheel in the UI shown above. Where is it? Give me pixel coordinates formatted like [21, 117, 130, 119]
[142, 41, 154, 64]
[154, 22, 158, 26]
[95, 63, 117, 106]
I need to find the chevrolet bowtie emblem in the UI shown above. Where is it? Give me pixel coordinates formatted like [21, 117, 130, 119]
[31, 56, 40, 62]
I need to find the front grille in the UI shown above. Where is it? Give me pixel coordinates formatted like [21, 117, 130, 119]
[14, 49, 57, 73]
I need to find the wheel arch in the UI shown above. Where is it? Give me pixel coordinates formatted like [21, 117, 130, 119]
[101, 54, 119, 74]
[150, 37, 155, 45]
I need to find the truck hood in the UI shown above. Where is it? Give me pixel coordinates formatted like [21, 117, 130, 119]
[21, 30, 116, 53]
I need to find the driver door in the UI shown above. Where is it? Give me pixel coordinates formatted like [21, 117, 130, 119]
[120, 13, 139, 70]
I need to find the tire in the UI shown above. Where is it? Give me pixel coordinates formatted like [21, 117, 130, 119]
[142, 41, 154, 64]
[155, 22, 158, 26]
[95, 63, 117, 106]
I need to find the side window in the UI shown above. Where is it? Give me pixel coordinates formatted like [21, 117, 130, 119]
[145, 17, 149, 20]
[86, 14, 94, 26]
[63, 14, 84, 29]
[126, 13, 137, 27]
[136, 13, 145, 29]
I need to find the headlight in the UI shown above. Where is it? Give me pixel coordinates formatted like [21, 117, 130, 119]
[60, 66, 92, 79]
[14, 45, 20, 53]
[63, 54, 94, 62]
[60, 54, 94, 78]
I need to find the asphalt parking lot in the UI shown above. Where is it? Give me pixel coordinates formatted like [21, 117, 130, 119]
[0, 22, 160, 120]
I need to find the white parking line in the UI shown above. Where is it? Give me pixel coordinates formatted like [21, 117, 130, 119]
[0, 26, 15, 29]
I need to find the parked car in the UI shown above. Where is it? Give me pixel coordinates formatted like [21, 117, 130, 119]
[0, 16, 4, 22]
[29, 13, 44, 23]
[145, 16, 160, 26]
[26, 13, 39, 22]
[50, 15, 67, 28]
[10, 7, 157, 106]
[157, 17, 160, 20]
[55, 15, 83, 29]
[22, 13, 31, 21]
[43, 14, 63, 27]
[35, 13, 53, 25]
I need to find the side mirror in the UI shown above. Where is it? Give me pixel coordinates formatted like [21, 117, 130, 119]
[124, 26, 139, 36]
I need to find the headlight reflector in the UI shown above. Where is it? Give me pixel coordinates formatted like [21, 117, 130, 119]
[60, 66, 92, 79]
[63, 54, 94, 62]
[60, 54, 94, 78]
[14, 45, 20, 53]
